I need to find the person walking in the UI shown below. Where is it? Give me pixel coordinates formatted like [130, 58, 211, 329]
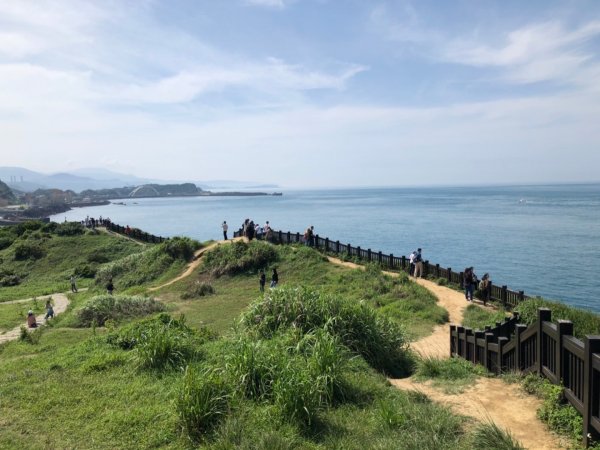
[70, 275, 78, 293]
[413, 248, 424, 278]
[222, 221, 228, 240]
[464, 267, 476, 302]
[44, 300, 54, 320]
[259, 270, 266, 292]
[270, 268, 279, 288]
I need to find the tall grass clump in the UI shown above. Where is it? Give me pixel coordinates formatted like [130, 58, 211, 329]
[242, 286, 413, 377]
[176, 367, 231, 442]
[470, 422, 524, 450]
[202, 240, 277, 277]
[516, 297, 600, 339]
[416, 356, 486, 393]
[461, 304, 509, 331]
[76, 294, 165, 327]
[181, 281, 215, 299]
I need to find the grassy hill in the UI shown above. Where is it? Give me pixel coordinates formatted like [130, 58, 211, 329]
[0, 226, 510, 449]
[0, 179, 16, 206]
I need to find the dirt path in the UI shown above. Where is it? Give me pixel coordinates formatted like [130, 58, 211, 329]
[0, 293, 70, 344]
[325, 256, 564, 449]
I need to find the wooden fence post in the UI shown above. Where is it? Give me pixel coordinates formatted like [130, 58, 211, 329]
[474, 331, 484, 364]
[356, 246, 361, 259]
[501, 285, 508, 308]
[336, 240, 340, 253]
[378, 251, 382, 264]
[556, 320, 574, 383]
[514, 324, 526, 371]
[401, 256, 406, 271]
[484, 333, 493, 372]
[367, 249, 372, 262]
[447, 268, 452, 283]
[450, 325, 455, 358]
[314, 234, 319, 249]
[347, 244, 352, 257]
[389, 253, 394, 269]
[583, 336, 600, 447]
[536, 308, 552, 375]
[466, 328, 474, 362]
[325, 237, 329, 252]
[497, 337, 508, 374]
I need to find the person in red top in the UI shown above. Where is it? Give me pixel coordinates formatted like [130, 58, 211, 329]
[27, 310, 37, 328]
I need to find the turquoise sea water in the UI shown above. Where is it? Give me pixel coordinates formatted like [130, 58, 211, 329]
[52, 184, 600, 312]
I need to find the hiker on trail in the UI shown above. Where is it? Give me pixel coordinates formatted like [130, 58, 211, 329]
[264, 221, 273, 241]
[464, 267, 477, 302]
[270, 268, 279, 288]
[106, 278, 114, 295]
[45, 300, 54, 320]
[479, 273, 491, 306]
[259, 270, 266, 292]
[70, 275, 77, 293]
[222, 221, 228, 240]
[409, 250, 417, 276]
[304, 225, 314, 247]
[413, 248, 423, 278]
[27, 310, 37, 328]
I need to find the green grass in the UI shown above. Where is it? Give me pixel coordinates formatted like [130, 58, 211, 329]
[470, 422, 524, 450]
[415, 356, 487, 394]
[461, 304, 510, 330]
[0, 298, 45, 331]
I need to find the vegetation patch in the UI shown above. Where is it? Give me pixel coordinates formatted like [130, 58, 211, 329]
[242, 285, 414, 377]
[461, 304, 509, 330]
[516, 297, 600, 339]
[415, 356, 487, 394]
[181, 281, 215, 299]
[202, 240, 278, 277]
[470, 421, 524, 450]
[75, 294, 165, 327]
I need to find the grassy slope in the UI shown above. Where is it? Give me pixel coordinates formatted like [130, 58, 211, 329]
[0, 230, 142, 302]
[0, 238, 466, 449]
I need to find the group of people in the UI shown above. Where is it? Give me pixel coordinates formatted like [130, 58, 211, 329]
[408, 248, 424, 277]
[82, 216, 112, 229]
[26, 300, 54, 329]
[258, 268, 279, 291]
[464, 267, 491, 305]
[236, 219, 273, 242]
[303, 225, 315, 246]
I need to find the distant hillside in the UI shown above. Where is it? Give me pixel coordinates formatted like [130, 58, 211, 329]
[0, 180, 16, 206]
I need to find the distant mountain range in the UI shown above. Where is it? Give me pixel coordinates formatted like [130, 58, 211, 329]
[0, 167, 278, 193]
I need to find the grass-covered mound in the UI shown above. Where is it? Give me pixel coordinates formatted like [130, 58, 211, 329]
[75, 294, 165, 327]
[202, 240, 277, 277]
[242, 285, 413, 377]
[0, 221, 142, 301]
[461, 304, 510, 331]
[95, 236, 200, 289]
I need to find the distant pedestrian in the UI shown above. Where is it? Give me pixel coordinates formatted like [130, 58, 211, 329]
[70, 275, 78, 293]
[464, 267, 476, 302]
[413, 248, 423, 278]
[247, 221, 255, 241]
[106, 278, 114, 295]
[222, 221, 228, 240]
[27, 310, 37, 328]
[264, 221, 273, 241]
[259, 270, 266, 292]
[479, 273, 491, 306]
[270, 268, 279, 288]
[45, 300, 54, 320]
[304, 225, 314, 247]
[409, 250, 417, 276]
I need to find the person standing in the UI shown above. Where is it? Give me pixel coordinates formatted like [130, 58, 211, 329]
[409, 250, 417, 276]
[264, 221, 272, 242]
[259, 270, 266, 292]
[247, 221, 255, 241]
[222, 221, 228, 240]
[45, 300, 54, 320]
[70, 275, 78, 293]
[270, 268, 279, 288]
[464, 267, 476, 302]
[479, 273, 491, 306]
[413, 248, 424, 278]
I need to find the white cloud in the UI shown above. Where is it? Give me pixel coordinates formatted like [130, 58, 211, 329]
[244, 0, 288, 9]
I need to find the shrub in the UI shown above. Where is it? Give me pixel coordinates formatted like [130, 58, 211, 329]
[0, 268, 20, 286]
[74, 264, 96, 278]
[0, 236, 15, 250]
[161, 236, 200, 261]
[13, 241, 45, 260]
[242, 286, 414, 377]
[181, 281, 215, 299]
[75, 295, 165, 327]
[516, 297, 600, 339]
[470, 422, 524, 450]
[203, 240, 278, 277]
[176, 367, 231, 441]
[55, 221, 85, 236]
[87, 251, 110, 264]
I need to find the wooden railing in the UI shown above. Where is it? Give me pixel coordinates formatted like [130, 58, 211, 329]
[97, 221, 166, 243]
[451, 308, 600, 447]
[234, 228, 529, 308]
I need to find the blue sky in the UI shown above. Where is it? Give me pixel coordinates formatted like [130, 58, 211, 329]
[1, 0, 599, 187]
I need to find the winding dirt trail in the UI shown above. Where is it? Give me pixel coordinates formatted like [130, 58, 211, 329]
[0, 293, 70, 344]
[325, 256, 565, 449]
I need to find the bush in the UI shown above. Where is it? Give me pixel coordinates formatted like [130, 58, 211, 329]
[161, 236, 201, 261]
[0, 268, 20, 286]
[75, 295, 165, 327]
[516, 297, 600, 339]
[55, 221, 85, 236]
[242, 286, 414, 377]
[203, 240, 278, 277]
[181, 281, 215, 299]
[74, 264, 96, 278]
[13, 241, 45, 260]
[0, 236, 15, 250]
[176, 367, 231, 441]
[470, 422, 524, 450]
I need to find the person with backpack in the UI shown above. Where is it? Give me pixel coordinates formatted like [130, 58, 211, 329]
[413, 248, 424, 278]
[409, 250, 417, 276]
[222, 221, 228, 240]
[464, 267, 477, 302]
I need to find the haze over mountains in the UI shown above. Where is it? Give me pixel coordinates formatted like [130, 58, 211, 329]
[0, 167, 277, 193]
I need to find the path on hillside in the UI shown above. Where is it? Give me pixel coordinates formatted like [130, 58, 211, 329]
[0, 293, 70, 344]
[325, 256, 564, 449]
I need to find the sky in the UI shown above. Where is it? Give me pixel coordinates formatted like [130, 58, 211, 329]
[1, 0, 600, 188]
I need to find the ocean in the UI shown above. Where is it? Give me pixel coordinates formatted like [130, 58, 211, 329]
[51, 184, 600, 312]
